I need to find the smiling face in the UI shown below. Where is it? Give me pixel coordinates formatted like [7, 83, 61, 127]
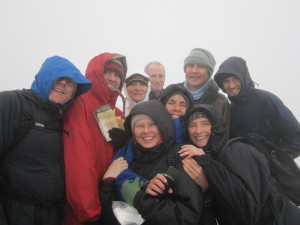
[223, 76, 241, 96]
[48, 77, 76, 104]
[104, 71, 121, 91]
[133, 118, 161, 148]
[188, 117, 212, 148]
[127, 81, 148, 102]
[185, 64, 209, 91]
[165, 94, 187, 118]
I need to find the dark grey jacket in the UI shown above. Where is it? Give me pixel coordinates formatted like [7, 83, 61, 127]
[214, 56, 300, 158]
[100, 101, 205, 225]
[178, 80, 230, 138]
[185, 104, 300, 225]
[0, 90, 64, 225]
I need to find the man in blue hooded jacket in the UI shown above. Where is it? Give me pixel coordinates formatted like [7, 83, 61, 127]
[214, 56, 300, 158]
[0, 56, 92, 225]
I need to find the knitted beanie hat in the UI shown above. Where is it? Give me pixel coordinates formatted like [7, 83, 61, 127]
[184, 48, 216, 76]
[104, 58, 125, 80]
[187, 111, 208, 127]
[131, 113, 151, 130]
[125, 73, 150, 88]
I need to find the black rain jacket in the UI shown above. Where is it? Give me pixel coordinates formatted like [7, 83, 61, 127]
[185, 104, 300, 225]
[0, 90, 64, 225]
[100, 101, 204, 225]
[214, 56, 300, 158]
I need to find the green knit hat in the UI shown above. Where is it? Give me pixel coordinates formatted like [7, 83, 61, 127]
[183, 48, 216, 76]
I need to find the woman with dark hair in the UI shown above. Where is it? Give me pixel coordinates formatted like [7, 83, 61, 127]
[109, 83, 193, 147]
[107, 84, 195, 201]
[99, 101, 203, 225]
[182, 104, 300, 225]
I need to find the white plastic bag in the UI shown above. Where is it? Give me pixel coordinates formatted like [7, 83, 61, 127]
[112, 201, 145, 225]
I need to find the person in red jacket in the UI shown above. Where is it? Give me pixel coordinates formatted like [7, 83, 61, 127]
[62, 52, 128, 225]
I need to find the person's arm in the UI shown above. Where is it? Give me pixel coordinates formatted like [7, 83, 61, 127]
[108, 128, 129, 149]
[173, 117, 185, 144]
[199, 142, 273, 225]
[98, 157, 128, 225]
[114, 168, 148, 201]
[0, 91, 21, 157]
[98, 179, 120, 225]
[266, 93, 300, 158]
[178, 145, 208, 191]
[212, 93, 230, 139]
[63, 99, 102, 223]
[144, 173, 173, 196]
[113, 144, 148, 200]
[221, 97, 231, 139]
[182, 157, 209, 192]
[121, 169, 203, 225]
[103, 157, 128, 180]
[144, 146, 206, 196]
[178, 144, 205, 158]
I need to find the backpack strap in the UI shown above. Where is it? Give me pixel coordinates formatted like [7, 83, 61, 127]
[267, 188, 284, 225]
[217, 136, 244, 158]
[9, 90, 34, 149]
[246, 134, 291, 225]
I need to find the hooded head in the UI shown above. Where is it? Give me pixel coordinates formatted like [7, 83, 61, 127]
[104, 58, 125, 85]
[124, 100, 175, 152]
[214, 56, 255, 102]
[85, 53, 127, 106]
[185, 104, 227, 155]
[160, 84, 194, 117]
[184, 48, 216, 77]
[30, 56, 92, 106]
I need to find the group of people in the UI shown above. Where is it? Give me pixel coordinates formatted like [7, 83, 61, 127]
[0, 48, 300, 225]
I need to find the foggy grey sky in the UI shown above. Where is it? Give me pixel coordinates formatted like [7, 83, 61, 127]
[1, 0, 299, 119]
[1, 0, 300, 164]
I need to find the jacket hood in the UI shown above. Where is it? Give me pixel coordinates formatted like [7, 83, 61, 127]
[30, 56, 92, 106]
[123, 80, 150, 117]
[214, 56, 255, 102]
[85, 53, 127, 106]
[160, 84, 194, 112]
[185, 104, 227, 156]
[124, 100, 176, 152]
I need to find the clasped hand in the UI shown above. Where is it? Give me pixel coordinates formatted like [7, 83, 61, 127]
[145, 173, 173, 196]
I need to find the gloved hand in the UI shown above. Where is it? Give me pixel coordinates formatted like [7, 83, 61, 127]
[109, 127, 129, 149]
[121, 177, 141, 207]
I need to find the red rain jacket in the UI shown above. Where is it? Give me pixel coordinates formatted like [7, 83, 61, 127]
[62, 53, 127, 224]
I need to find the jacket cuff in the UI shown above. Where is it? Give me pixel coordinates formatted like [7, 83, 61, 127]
[102, 177, 116, 182]
[132, 190, 144, 209]
[99, 179, 115, 192]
